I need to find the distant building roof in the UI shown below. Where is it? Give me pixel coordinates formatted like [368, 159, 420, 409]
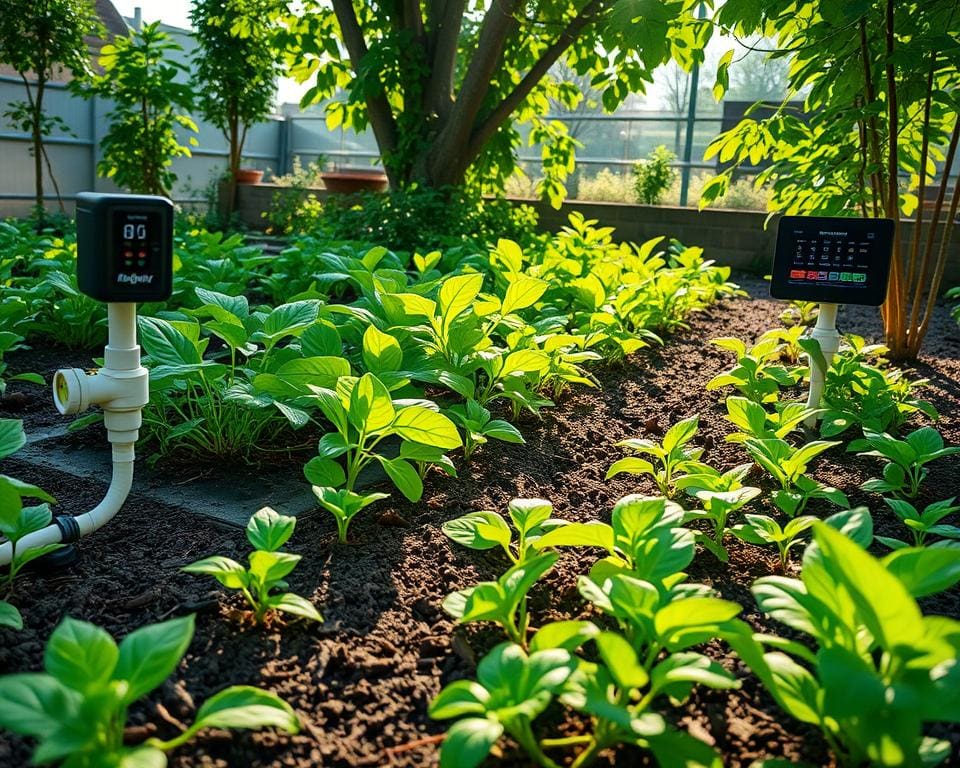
[95, 0, 129, 38]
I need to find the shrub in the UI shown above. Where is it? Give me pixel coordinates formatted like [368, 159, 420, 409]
[633, 145, 677, 205]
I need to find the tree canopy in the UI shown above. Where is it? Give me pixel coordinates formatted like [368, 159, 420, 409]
[276, 0, 714, 202]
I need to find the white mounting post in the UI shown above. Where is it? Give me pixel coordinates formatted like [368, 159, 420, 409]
[803, 302, 840, 428]
[0, 303, 146, 566]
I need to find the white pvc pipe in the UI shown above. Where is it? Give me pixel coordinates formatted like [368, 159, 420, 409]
[0, 460, 133, 566]
[804, 302, 840, 427]
[0, 303, 143, 567]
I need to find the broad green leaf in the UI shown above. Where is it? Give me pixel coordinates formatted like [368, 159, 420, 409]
[304, 456, 346, 488]
[380, 457, 423, 502]
[362, 325, 403, 373]
[882, 547, 960, 598]
[349, 373, 395, 432]
[662, 415, 698, 453]
[439, 717, 503, 768]
[0, 600, 23, 630]
[183, 685, 299, 738]
[596, 631, 648, 689]
[138, 316, 201, 366]
[438, 274, 484, 324]
[257, 300, 320, 344]
[268, 593, 323, 622]
[530, 620, 600, 652]
[818, 645, 885, 718]
[535, 521, 614, 552]
[0, 418, 26, 459]
[0, 673, 78, 738]
[429, 680, 490, 719]
[507, 498, 553, 537]
[501, 276, 548, 315]
[181, 556, 247, 590]
[500, 349, 549, 377]
[246, 507, 295, 552]
[442, 511, 512, 552]
[114, 615, 195, 705]
[44, 618, 118, 692]
[606, 456, 655, 479]
[392, 405, 462, 450]
[249, 550, 300, 585]
[654, 597, 742, 649]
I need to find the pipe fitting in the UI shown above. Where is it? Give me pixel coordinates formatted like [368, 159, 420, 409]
[53, 365, 149, 416]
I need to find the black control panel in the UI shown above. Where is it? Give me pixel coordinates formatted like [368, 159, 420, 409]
[76, 192, 173, 302]
[770, 215, 895, 305]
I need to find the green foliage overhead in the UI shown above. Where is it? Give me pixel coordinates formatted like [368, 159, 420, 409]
[83, 22, 198, 196]
[275, 0, 714, 202]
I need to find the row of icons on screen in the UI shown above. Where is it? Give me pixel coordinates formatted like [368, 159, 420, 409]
[790, 269, 867, 283]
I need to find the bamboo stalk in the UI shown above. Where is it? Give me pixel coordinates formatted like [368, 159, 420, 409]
[904, 56, 936, 296]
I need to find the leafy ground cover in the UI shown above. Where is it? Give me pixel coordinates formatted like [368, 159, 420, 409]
[1, 274, 958, 767]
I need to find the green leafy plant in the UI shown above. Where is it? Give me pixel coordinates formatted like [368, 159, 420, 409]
[82, 22, 197, 196]
[778, 299, 818, 328]
[744, 437, 846, 516]
[0, 331, 43, 397]
[534, 495, 695, 587]
[731, 514, 817, 571]
[633, 145, 677, 205]
[853, 426, 960, 499]
[0, 614, 299, 765]
[182, 506, 321, 625]
[676, 464, 762, 562]
[443, 551, 559, 647]
[606, 415, 708, 498]
[817, 336, 937, 438]
[447, 398, 525, 461]
[735, 521, 960, 767]
[875, 497, 960, 550]
[707, 336, 799, 404]
[442, 498, 561, 565]
[0, 419, 60, 612]
[304, 372, 462, 542]
[722, 396, 817, 444]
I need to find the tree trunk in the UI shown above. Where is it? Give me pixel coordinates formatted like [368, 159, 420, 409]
[33, 79, 46, 227]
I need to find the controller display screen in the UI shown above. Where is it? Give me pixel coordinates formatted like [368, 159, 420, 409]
[770, 215, 894, 305]
[114, 209, 161, 273]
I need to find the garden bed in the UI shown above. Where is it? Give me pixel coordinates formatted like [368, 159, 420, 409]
[2, 275, 959, 767]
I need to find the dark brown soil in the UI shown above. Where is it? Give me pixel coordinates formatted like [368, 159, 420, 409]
[2, 275, 959, 768]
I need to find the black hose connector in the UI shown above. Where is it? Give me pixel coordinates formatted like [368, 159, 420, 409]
[54, 515, 81, 543]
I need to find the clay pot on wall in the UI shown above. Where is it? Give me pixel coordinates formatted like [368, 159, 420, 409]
[320, 169, 389, 193]
[234, 168, 264, 184]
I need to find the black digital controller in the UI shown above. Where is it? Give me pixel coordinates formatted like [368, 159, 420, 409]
[770, 215, 895, 305]
[76, 192, 173, 302]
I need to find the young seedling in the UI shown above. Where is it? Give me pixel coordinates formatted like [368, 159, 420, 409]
[722, 396, 819, 444]
[0, 615, 299, 765]
[682, 486, 762, 562]
[875, 497, 960, 549]
[442, 498, 560, 564]
[442, 551, 559, 647]
[744, 437, 846, 516]
[304, 372, 462, 541]
[0, 419, 60, 614]
[606, 415, 709, 498]
[447, 398, 525, 461]
[731, 514, 817, 571]
[182, 507, 321, 625]
[853, 426, 960, 499]
[706, 336, 799, 404]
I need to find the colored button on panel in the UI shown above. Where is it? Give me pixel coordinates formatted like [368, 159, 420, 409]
[828, 272, 839, 280]
[806, 271, 819, 280]
[840, 272, 853, 281]
[790, 269, 806, 279]
[853, 272, 867, 282]
[817, 271, 829, 280]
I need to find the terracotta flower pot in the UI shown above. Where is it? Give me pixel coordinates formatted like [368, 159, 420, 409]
[320, 169, 389, 194]
[234, 168, 264, 184]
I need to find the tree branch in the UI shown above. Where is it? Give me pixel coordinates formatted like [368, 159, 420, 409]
[428, 0, 522, 181]
[330, 0, 399, 172]
[423, 0, 465, 120]
[465, 0, 606, 165]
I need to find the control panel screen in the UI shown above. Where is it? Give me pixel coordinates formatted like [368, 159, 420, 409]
[770, 215, 894, 305]
[114, 209, 160, 274]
